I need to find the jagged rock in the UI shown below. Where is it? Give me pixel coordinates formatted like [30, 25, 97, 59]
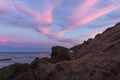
[50, 46, 70, 63]
[31, 57, 50, 69]
[0, 63, 30, 80]
[13, 70, 35, 80]
[70, 38, 93, 54]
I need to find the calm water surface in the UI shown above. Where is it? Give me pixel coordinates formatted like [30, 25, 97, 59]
[0, 52, 50, 68]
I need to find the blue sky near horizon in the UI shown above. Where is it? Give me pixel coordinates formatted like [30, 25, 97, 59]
[0, 0, 120, 52]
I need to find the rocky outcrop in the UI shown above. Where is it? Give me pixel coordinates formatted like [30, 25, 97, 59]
[0, 59, 12, 61]
[0, 63, 30, 80]
[0, 22, 120, 80]
[50, 46, 70, 63]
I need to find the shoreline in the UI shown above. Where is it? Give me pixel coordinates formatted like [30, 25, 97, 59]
[0, 59, 12, 61]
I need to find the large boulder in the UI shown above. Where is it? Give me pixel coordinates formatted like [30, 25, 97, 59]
[50, 46, 70, 63]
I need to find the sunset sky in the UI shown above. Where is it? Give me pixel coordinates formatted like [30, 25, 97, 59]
[0, 0, 120, 52]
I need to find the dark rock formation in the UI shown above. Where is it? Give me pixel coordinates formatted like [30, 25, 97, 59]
[0, 22, 120, 80]
[50, 46, 70, 63]
[0, 63, 30, 80]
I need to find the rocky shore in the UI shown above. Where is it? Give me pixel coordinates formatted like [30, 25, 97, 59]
[0, 59, 12, 61]
[0, 22, 120, 80]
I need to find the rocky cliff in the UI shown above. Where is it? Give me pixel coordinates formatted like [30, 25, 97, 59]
[0, 22, 120, 80]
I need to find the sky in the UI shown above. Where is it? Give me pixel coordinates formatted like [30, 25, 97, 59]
[0, 0, 120, 52]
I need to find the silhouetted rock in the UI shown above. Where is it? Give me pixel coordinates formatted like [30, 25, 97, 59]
[50, 46, 70, 63]
[0, 22, 120, 80]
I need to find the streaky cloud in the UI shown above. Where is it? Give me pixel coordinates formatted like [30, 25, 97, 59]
[68, 0, 100, 24]
[68, 1, 120, 30]
[0, 0, 120, 47]
[0, 38, 18, 46]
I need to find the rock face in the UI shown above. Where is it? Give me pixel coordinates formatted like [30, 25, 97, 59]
[50, 46, 70, 63]
[0, 22, 120, 80]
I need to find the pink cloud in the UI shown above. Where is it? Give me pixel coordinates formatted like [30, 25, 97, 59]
[0, 38, 18, 46]
[0, 0, 16, 12]
[68, 0, 100, 23]
[0, 0, 119, 46]
[68, 1, 120, 30]
[13, 1, 54, 26]
[36, 28, 63, 38]
[0, 37, 55, 48]
[42, 6, 54, 25]
[0, 0, 59, 39]
[38, 28, 50, 35]
[0, 7, 8, 13]
[12, 1, 58, 38]
[0, 1, 9, 13]
[0, 38, 8, 43]
[0, 38, 17, 42]
[14, 3, 40, 19]
[53, 32, 63, 38]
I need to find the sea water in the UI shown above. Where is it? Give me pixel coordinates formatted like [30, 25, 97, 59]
[0, 52, 50, 68]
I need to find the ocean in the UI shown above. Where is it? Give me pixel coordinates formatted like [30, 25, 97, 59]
[0, 52, 50, 68]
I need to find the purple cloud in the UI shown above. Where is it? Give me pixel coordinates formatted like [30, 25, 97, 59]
[0, 0, 120, 47]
